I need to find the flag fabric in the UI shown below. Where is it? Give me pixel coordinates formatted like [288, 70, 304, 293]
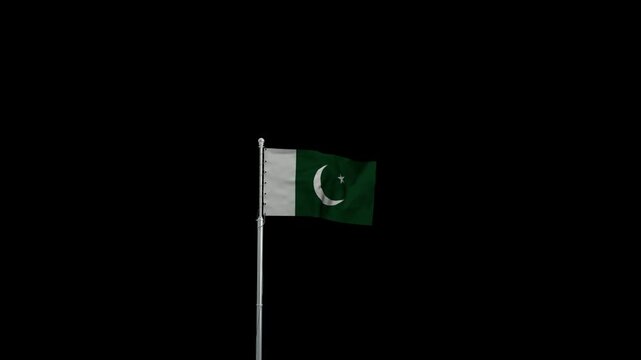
[263, 148, 376, 225]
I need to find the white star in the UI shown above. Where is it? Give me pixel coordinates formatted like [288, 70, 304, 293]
[338, 174, 345, 184]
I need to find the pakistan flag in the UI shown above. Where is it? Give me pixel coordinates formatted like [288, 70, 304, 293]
[264, 148, 376, 225]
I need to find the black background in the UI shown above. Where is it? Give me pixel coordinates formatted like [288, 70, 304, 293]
[18, 120, 562, 358]
[8, 23, 576, 357]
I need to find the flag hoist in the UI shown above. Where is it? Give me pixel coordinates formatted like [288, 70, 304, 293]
[256, 138, 376, 359]
[256, 138, 265, 360]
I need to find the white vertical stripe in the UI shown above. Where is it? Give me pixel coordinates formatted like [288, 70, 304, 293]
[264, 148, 296, 216]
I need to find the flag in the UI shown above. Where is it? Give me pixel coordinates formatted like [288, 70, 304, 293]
[264, 148, 376, 225]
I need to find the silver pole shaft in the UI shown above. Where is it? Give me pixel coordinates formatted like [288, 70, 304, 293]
[256, 138, 265, 360]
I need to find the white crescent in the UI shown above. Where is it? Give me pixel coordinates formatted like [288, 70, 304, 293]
[313, 165, 344, 206]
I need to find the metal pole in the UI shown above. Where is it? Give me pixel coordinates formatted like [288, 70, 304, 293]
[256, 138, 265, 360]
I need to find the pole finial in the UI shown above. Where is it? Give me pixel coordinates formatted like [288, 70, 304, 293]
[258, 138, 264, 146]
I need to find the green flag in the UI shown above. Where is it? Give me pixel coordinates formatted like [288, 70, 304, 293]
[264, 148, 376, 225]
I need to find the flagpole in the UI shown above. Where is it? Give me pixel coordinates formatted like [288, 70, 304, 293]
[256, 138, 265, 360]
